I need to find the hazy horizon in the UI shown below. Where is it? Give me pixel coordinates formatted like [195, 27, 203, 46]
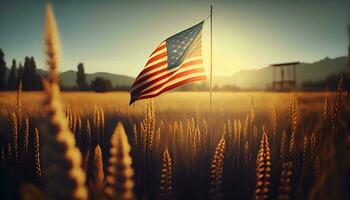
[1, 54, 347, 78]
[1, 0, 349, 77]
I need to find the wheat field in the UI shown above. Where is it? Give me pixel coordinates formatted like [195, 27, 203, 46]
[0, 2, 349, 200]
[0, 89, 349, 200]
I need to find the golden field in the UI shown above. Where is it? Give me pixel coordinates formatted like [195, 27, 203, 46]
[0, 91, 335, 117]
[0, 90, 349, 200]
[1, 1, 349, 199]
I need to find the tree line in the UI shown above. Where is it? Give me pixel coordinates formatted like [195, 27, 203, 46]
[0, 48, 119, 92]
[0, 49, 43, 91]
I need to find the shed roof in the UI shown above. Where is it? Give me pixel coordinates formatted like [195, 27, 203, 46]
[270, 62, 300, 67]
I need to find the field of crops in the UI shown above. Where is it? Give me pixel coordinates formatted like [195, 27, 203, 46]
[0, 88, 349, 200]
[0, 2, 349, 199]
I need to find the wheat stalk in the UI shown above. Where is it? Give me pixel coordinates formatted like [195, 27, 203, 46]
[243, 114, 249, 141]
[309, 132, 319, 180]
[133, 124, 138, 146]
[330, 76, 344, 135]
[233, 118, 237, 144]
[202, 119, 208, 145]
[227, 119, 232, 141]
[34, 128, 42, 181]
[86, 118, 92, 150]
[99, 107, 105, 146]
[93, 145, 104, 183]
[272, 108, 277, 137]
[17, 81, 23, 127]
[322, 98, 328, 121]
[41, 3, 88, 199]
[140, 122, 147, 152]
[160, 148, 173, 200]
[254, 126, 271, 200]
[44, 3, 59, 83]
[288, 96, 297, 159]
[310, 132, 317, 160]
[155, 127, 161, 151]
[192, 125, 201, 158]
[11, 112, 18, 165]
[76, 115, 82, 147]
[66, 106, 73, 131]
[89, 145, 105, 199]
[147, 100, 155, 150]
[41, 78, 88, 199]
[272, 107, 277, 148]
[210, 136, 225, 200]
[24, 117, 29, 158]
[237, 119, 242, 150]
[302, 135, 308, 171]
[72, 113, 77, 135]
[252, 126, 258, 141]
[105, 123, 134, 200]
[250, 98, 255, 126]
[280, 130, 287, 163]
[277, 161, 292, 200]
[95, 108, 100, 146]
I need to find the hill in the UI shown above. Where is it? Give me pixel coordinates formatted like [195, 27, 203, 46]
[213, 56, 347, 89]
[36, 70, 134, 88]
[30, 55, 348, 89]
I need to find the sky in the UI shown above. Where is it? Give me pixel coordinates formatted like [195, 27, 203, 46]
[0, 0, 349, 77]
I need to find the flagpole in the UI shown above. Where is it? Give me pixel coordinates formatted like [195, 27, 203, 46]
[209, 5, 213, 141]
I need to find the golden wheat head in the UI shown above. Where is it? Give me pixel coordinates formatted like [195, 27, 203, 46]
[277, 161, 292, 200]
[105, 123, 134, 200]
[34, 128, 42, 181]
[44, 2, 60, 84]
[254, 127, 271, 200]
[41, 3, 88, 200]
[160, 148, 173, 200]
[210, 136, 225, 200]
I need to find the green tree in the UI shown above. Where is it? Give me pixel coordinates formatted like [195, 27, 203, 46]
[91, 77, 113, 92]
[77, 63, 86, 90]
[0, 48, 7, 90]
[17, 62, 24, 85]
[30, 57, 43, 91]
[7, 59, 17, 90]
[22, 56, 32, 90]
[21, 56, 42, 90]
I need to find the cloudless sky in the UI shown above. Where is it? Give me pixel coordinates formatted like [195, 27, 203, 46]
[0, 0, 349, 76]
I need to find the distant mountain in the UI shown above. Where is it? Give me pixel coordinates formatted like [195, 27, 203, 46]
[34, 55, 347, 89]
[213, 56, 347, 89]
[37, 69, 134, 88]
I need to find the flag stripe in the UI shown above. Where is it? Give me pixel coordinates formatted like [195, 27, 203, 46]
[138, 55, 167, 77]
[136, 53, 201, 84]
[132, 59, 202, 93]
[137, 65, 204, 95]
[132, 60, 167, 87]
[149, 42, 166, 56]
[145, 56, 167, 69]
[138, 67, 204, 95]
[136, 75, 206, 100]
[148, 45, 166, 61]
[132, 57, 202, 90]
[137, 61, 203, 93]
[144, 51, 167, 67]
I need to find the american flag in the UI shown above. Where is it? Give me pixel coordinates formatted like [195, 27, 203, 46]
[130, 21, 206, 105]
